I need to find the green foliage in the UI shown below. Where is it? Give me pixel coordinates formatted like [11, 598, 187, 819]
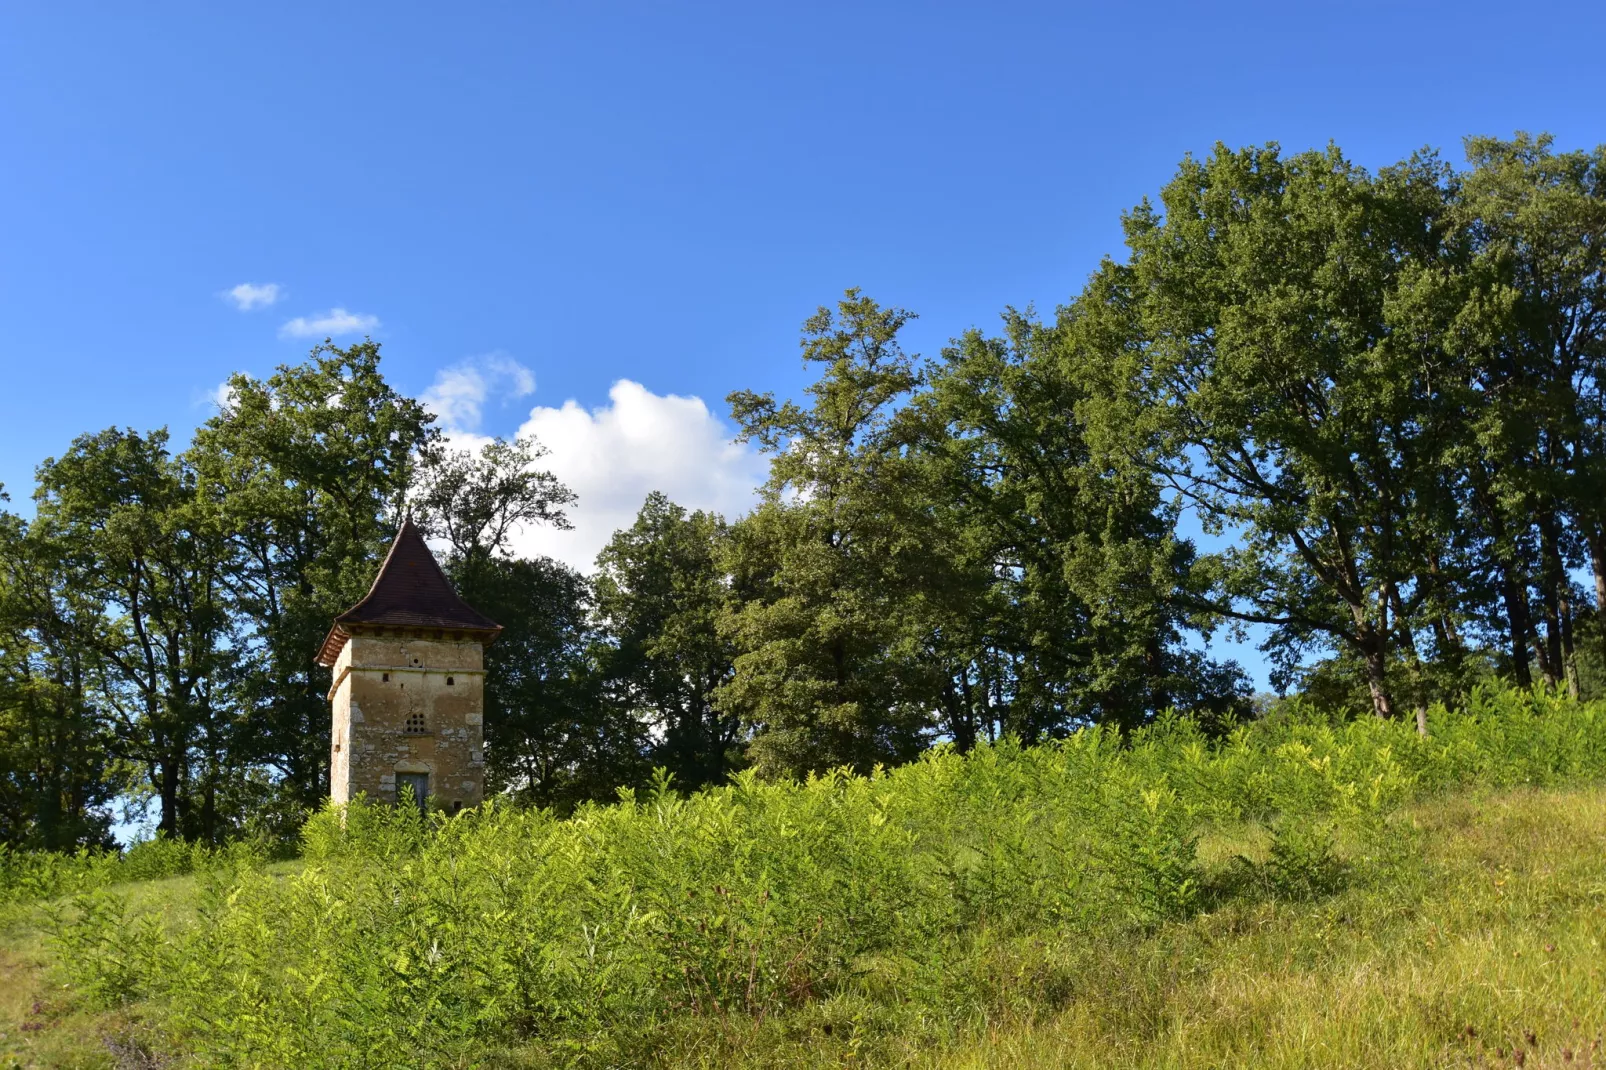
[412, 435, 576, 565]
[1261, 815, 1347, 901]
[721, 290, 936, 777]
[1068, 133, 1606, 716]
[0, 833, 268, 910]
[594, 492, 742, 790]
[299, 791, 428, 862]
[37, 687, 1606, 1067]
[461, 554, 625, 810]
[45, 888, 161, 1007]
[0, 507, 119, 851]
[31, 426, 239, 841]
[189, 340, 438, 819]
[912, 311, 1250, 739]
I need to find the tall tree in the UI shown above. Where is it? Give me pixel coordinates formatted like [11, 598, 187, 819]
[720, 291, 937, 776]
[1448, 134, 1606, 695]
[32, 430, 236, 837]
[187, 341, 437, 815]
[410, 436, 575, 572]
[468, 555, 619, 810]
[0, 497, 120, 849]
[594, 492, 743, 788]
[911, 309, 1249, 739]
[1081, 143, 1457, 718]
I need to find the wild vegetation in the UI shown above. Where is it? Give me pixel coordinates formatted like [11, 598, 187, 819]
[4, 129, 1606, 1064]
[3, 686, 1605, 1066]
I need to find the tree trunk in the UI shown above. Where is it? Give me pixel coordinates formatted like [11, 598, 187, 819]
[158, 756, 181, 837]
[1560, 589, 1581, 699]
[1539, 514, 1566, 688]
[1531, 631, 1556, 687]
[1385, 584, 1428, 736]
[1500, 571, 1535, 688]
[945, 678, 977, 753]
[1359, 627, 1396, 719]
[1587, 528, 1606, 664]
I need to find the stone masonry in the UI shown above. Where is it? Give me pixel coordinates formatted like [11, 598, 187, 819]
[326, 633, 486, 808]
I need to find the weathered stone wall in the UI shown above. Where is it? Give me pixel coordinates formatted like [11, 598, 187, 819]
[328, 632, 486, 808]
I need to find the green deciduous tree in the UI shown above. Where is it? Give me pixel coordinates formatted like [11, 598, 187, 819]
[1426, 134, 1606, 695]
[188, 341, 436, 816]
[1079, 143, 1459, 719]
[913, 309, 1248, 738]
[594, 492, 742, 788]
[719, 291, 937, 776]
[33, 429, 236, 838]
[0, 496, 120, 849]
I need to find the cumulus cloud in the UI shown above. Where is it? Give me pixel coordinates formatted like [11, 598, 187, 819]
[223, 282, 282, 310]
[422, 355, 537, 433]
[483, 380, 767, 573]
[279, 307, 380, 339]
[210, 380, 238, 411]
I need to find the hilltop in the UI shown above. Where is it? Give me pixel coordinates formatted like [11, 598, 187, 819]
[4, 690, 1606, 1068]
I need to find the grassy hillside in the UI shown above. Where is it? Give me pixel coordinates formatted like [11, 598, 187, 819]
[6, 689, 1606, 1068]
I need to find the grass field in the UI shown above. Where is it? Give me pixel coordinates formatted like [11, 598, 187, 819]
[4, 784, 1605, 1069]
[7, 691, 1606, 1068]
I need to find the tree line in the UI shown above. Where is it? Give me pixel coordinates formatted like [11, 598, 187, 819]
[3, 132, 1603, 849]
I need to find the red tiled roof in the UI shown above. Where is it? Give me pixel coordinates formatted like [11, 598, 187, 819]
[315, 518, 501, 666]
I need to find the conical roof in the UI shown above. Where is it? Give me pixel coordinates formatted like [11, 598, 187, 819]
[315, 518, 501, 665]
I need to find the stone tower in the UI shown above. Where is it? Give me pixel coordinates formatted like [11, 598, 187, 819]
[316, 518, 501, 812]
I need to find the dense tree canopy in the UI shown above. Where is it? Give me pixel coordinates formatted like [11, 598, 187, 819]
[3, 132, 1605, 847]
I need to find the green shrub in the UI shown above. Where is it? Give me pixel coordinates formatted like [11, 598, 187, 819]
[1263, 816, 1348, 900]
[1, 831, 271, 913]
[45, 888, 161, 1006]
[118, 833, 201, 882]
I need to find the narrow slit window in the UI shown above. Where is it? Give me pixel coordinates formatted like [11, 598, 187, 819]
[382, 672, 390, 682]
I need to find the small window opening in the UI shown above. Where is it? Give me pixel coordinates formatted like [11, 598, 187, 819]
[382, 672, 390, 682]
[446, 676, 455, 686]
[450, 800, 463, 815]
[404, 712, 427, 734]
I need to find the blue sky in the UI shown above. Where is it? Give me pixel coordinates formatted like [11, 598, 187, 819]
[4, 1, 1605, 690]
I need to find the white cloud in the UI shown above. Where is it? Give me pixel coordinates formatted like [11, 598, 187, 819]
[223, 282, 283, 311]
[210, 380, 238, 411]
[279, 307, 380, 339]
[422, 355, 537, 433]
[465, 379, 767, 573]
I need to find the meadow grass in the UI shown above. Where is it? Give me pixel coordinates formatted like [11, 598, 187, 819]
[915, 787, 1606, 1069]
[6, 790, 1604, 1068]
[6, 687, 1606, 1067]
